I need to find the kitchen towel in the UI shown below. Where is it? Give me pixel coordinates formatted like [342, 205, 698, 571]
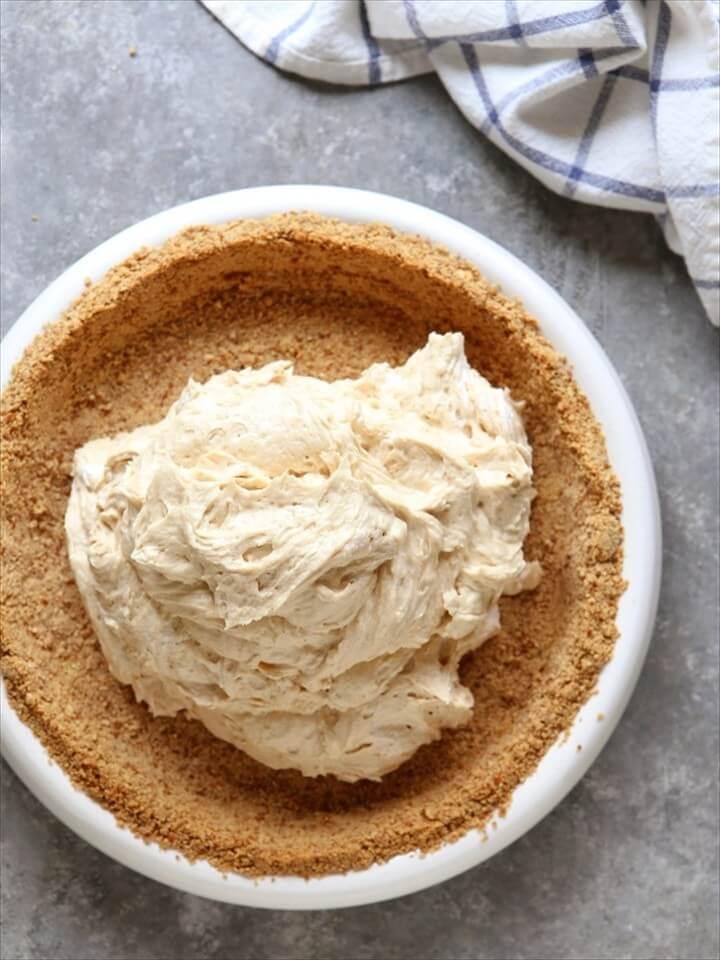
[202, 0, 720, 325]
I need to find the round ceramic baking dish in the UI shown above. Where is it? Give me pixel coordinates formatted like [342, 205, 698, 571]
[0, 186, 661, 909]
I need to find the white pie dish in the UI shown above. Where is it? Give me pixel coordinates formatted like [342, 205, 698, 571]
[0, 185, 661, 909]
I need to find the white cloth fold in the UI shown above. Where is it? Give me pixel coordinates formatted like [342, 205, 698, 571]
[202, 0, 720, 325]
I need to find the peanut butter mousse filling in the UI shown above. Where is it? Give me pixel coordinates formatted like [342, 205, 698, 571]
[65, 333, 540, 783]
[0, 214, 624, 878]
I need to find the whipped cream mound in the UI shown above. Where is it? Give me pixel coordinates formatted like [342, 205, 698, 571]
[66, 333, 540, 782]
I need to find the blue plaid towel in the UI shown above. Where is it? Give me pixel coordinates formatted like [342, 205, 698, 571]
[203, 0, 720, 326]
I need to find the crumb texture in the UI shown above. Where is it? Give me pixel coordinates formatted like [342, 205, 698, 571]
[0, 214, 624, 878]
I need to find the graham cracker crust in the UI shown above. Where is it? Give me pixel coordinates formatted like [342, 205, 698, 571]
[0, 214, 624, 878]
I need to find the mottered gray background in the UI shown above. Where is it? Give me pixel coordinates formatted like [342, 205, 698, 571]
[1, 2, 718, 959]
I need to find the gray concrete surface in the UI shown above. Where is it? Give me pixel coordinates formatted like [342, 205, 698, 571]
[1, 2, 718, 959]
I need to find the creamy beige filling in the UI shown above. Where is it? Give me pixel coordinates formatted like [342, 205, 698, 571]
[65, 332, 539, 781]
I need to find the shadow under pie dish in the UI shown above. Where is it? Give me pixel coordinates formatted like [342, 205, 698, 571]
[0, 186, 660, 909]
